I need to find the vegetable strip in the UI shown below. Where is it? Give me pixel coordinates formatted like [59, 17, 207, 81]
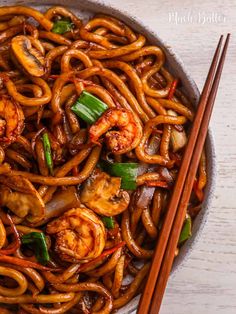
[101, 162, 139, 190]
[42, 133, 54, 175]
[52, 18, 74, 34]
[168, 78, 179, 100]
[21, 232, 50, 265]
[71, 91, 108, 124]
[0, 5, 206, 313]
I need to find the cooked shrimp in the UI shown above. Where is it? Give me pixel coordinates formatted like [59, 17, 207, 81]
[46, 207, 106, 263]
[0, 96, 24, 144]
[89, 108, 142, 154]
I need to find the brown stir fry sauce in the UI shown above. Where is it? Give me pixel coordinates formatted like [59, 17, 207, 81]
[0, 5, 207, 313]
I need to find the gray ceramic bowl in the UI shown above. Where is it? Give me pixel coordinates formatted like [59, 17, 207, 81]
[3, 0, 216, 312]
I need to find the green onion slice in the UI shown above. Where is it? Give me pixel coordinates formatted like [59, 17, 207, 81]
[42, 133, 53, 176]
[71, 91, 108, 124]
[178, 215, 192, 245]
[21, 232, 50, 265]
[100, 161, 139, 190]
[52, 18, 74, 34]
[102, 216, 114, 229]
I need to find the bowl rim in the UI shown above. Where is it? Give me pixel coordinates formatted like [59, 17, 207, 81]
[72, 1, 217, 311]
[13, 0, 216, 312]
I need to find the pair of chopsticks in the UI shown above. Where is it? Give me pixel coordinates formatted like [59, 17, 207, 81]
[137, 33, 230, 314]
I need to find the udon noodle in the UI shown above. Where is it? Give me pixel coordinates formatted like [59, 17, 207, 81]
[0, 5, 207, 313]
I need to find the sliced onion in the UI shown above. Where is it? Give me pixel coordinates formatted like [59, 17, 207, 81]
[136, 134, 160, 208]
[135, 185, 155, 209]
[147, 134, 161, 155]
[167, 110, 187, 152]
[33, 186, 80, 226]
[159, 167, 174, 186]
[138, 134, 160, 176]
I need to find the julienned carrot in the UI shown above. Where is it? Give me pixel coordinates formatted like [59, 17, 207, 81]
[146, 181, 169, 188]
[78, 241, 126, 272]
[0, 255, 61, 272]
[168, 78, 179, 100]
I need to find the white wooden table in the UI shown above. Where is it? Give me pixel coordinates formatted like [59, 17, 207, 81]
[104, 0, 236, 313]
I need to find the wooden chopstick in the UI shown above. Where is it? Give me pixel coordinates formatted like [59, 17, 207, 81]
[149, 33, 230, 314]
[137, 34, 230, 314]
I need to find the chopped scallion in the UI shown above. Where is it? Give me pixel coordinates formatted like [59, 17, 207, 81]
[71, 91, 108, 124]
[178, 215, 192, 245]
[102, 216, 114, 229]
[52, 18, 74, 34]
[42, 133, 53, 176]
[100, 162, 138, 190]
[21, 232, 50, 265]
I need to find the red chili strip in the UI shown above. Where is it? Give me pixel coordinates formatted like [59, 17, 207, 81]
[168, 78, 179, 100]
[73, 77, 96, 87]
[0, 255, 62, 272]
[49, 75, 60, 79]
[152, 128, 163, 135]
[78, 241, 126, 273]
[145, 181, 169, 188]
